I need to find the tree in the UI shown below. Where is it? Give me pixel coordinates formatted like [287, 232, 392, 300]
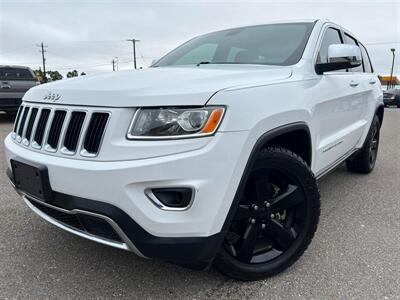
[80, 72, 86, 76]
[47, 70, 63, 81]
[34, 68, 47, 83]
[66, 70, 79, 78]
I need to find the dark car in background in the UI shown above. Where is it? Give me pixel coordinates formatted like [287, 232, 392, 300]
[383, 88, 400, 108]
[0, 66, 39, 114]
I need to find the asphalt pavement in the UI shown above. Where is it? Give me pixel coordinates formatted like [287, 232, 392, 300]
[0, 109, 399, 299]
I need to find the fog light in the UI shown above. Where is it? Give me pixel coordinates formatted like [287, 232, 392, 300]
[145, 188, 194, 210]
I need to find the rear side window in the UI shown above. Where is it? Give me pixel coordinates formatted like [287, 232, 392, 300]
[317, 27, 343, 64]
[360, 43, 373, 73]
[0, 68, 35, 81]
[343, 34, 363, 72]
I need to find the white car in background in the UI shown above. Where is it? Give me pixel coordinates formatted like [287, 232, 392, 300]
[4, 19, 383, 280]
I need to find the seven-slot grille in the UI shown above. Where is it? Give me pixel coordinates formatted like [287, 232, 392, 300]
[12, 105, 109, 157]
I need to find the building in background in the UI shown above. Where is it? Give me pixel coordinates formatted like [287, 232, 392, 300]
[379, 75, 399, 89]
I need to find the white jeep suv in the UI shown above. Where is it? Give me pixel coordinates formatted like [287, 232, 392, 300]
[4, 20, 383, 280]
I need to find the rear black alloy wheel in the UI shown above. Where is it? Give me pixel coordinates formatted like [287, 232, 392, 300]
[346, 115, 380, 174]
[368, 122, 379, 169]
[214, 146, 320, 281]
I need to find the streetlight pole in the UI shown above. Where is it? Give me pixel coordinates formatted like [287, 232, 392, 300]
[388, 48, 395, 90]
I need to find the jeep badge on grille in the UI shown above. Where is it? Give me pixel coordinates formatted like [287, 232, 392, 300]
[43, 91, 61, 102]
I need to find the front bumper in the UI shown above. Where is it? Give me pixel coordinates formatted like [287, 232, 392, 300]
[5, 130, 250, 264]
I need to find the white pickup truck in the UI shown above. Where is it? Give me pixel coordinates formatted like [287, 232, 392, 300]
[4, 19, 383, 280]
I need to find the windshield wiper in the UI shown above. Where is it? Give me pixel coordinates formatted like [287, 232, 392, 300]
[196, 61, 252, 67]
[196, 61, 211, 66]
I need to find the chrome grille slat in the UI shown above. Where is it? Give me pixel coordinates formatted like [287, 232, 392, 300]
[24, 108, 38, 142]
[46, 110, 67, 150]
[13, 105, 24, 133]
[12, 104, 109, 158]
[42, 109, 56, 149]
[17, 106, 30, 138]
[63, 111, 86, 153]
[82, 113, 109, 155]
[33, 109, 51, 147]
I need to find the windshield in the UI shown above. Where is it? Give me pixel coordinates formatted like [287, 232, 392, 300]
[154, 22, 314, 67]
[0, 67, 35, 81]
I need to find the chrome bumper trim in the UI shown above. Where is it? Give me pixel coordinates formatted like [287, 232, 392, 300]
[22, 195, 146, 258]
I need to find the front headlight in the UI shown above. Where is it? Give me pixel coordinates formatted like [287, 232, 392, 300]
[127, 107, 225, 139]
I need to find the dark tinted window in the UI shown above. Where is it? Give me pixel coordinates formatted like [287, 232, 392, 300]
[155, 23, 315, 67]
[360, 43, 373, 73]
[317, 27, 343, 64]
[344, 33, 363, 72]
[0, 67, 35, 81]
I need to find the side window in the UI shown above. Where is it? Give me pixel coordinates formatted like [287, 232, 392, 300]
[343, 33, 363, 72]
[317, 27, 343, 64]
[360, 43, 373, 73]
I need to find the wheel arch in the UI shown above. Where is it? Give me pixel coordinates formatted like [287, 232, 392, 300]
[376, 104, 384, 127]
[220, 122, 312, 234]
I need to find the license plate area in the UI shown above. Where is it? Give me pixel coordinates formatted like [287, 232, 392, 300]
[11, 159, 52, 201]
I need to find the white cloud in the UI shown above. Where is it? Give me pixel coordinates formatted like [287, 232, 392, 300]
[0, 0, 399, 76]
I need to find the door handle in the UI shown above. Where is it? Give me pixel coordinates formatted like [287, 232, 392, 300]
[369, 78, 376, 84]
[349, 81, 359, 87]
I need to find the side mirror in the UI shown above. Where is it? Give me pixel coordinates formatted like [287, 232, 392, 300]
[315, 44, 362, 74]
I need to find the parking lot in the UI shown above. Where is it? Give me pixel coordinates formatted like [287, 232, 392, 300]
[0, 109, 399, 299]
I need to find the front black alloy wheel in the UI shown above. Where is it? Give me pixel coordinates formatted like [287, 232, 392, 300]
[214, 146, 320, 281]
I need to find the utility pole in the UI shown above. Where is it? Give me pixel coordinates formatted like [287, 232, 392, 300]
[126, 38, 140, 69]
[388, 48, 396, 90]
[115, 56, 119, 71]
[112, 59, 115, 71]
[37, 42, 48, 82]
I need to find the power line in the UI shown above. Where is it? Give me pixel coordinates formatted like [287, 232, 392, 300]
[126, 38, 140, 69]
[137, 47, 149, 66]
[365, 41, 400, 45]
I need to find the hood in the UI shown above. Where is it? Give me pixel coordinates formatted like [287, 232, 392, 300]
[23, 65, 292, 107]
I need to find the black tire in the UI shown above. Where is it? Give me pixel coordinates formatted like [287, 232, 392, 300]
[346, 115, 380, 174]
[214, 146, 320, 281]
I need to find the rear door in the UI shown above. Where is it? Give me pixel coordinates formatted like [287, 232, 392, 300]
[0, 67, 38, 99]
[358, 41, 381, 129]
[342, 33, 374, 130]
